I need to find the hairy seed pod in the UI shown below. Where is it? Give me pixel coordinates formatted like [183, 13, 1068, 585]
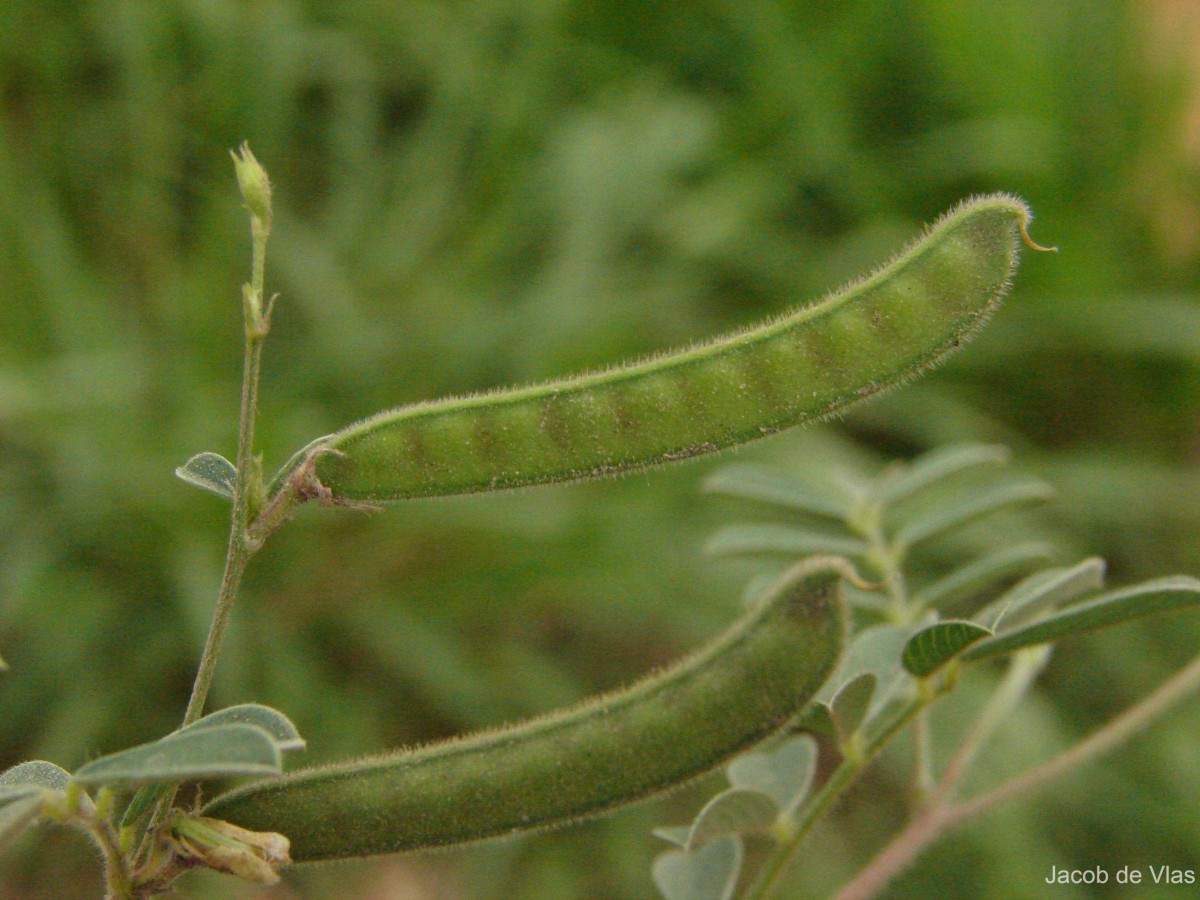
[203, 559, 849, 861]
[299, 194, 1042, 503]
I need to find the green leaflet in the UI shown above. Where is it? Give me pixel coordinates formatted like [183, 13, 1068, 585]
[726, 735, 819, 817]
[292, 194, 1039, 502]
[0, 761, 71, 793]
[653, 835, 743, 900]
[202, 560, 848, 861]
[174, 451, 238, 501]
[902, 621, 993, 677]
[962, 576, 1200, 663]
[673, 788, 779, 852]
[71, 723, 282, 787]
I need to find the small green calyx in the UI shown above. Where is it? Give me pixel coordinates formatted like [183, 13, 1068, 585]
[165, 815, 291, 885]
[230, 142, 273, 235]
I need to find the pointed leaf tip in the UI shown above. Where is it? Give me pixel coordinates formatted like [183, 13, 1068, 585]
[652, 826, 693, 848]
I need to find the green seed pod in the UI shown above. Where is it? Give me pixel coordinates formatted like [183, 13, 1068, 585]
[302, 194, 1042, 503]
[203, 559, 849, 861]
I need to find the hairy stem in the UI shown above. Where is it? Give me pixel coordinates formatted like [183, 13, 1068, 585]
[180, 326, 263, 726]
[184, 146, 274, 725]
[136, 146, 274, 868]
[99, 817, 135, 900]
[66, 789, 134, 899]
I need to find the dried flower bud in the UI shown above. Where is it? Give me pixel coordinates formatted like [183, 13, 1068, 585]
[168, 815, 291, 885]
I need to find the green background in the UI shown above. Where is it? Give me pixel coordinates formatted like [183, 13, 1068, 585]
[2, 1, 1199, 897]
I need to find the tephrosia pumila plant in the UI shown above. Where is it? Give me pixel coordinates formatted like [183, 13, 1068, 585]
[4, 147, 1199, 900]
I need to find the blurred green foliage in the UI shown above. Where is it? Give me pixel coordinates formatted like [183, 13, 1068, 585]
[1, 1, 1199, 896]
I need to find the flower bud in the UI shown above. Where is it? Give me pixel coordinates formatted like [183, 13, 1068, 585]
[230, 142, 273, 232]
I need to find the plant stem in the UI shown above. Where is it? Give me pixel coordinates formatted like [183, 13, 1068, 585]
[183, 294, 268, 725]
[833, 650, 1049, 900]
[834, 651, 1200, 899]
[135, 147, 275, 869]
[66, 789, 134, 899]
[99, 816, 136, 900]
[833, 802, 947, 900]
[741, 485, 939, 899]
[949, 649, 1200, 826]
[742, 693, 931, 900]
[184, 145, 274, 726]
[180, 321, 263, 726]
[911, 708, 935, 800]
[935, 646, 1050, 800]
[856, 503, 936, 801]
